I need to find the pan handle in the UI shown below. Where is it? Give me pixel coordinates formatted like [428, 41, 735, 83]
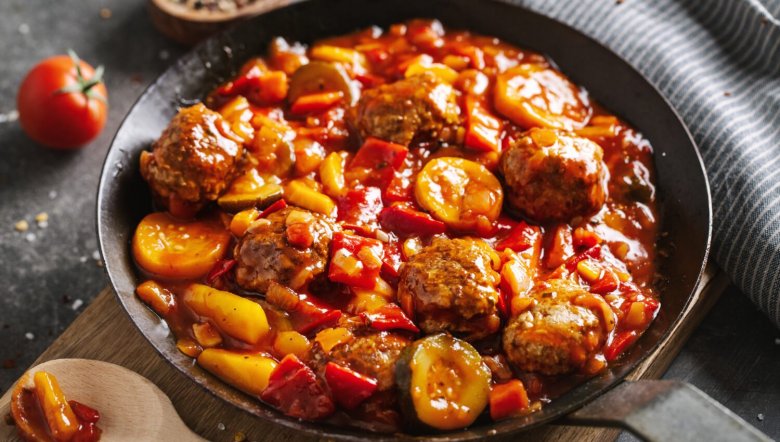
[562, 380, 771, 442]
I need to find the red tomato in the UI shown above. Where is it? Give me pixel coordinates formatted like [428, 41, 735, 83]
[17, 51, 108, 149]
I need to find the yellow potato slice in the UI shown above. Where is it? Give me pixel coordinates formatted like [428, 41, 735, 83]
[197, 349, 277, 396]
[414, 157, 503, 232]
[183, 283, 270, 344]
[132, 212, 230, 279]
[494, 63, 591, 130]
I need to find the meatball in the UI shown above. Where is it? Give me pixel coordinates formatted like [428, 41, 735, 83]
[322, 330, 412, 392]
[140, 103, 243, 209]
[398, 237, 501, 341]
[234, 207, 336, 293]
[502, 279, 605, 375]
[500, 128, 608, 223]
[352, 72, 460, 146]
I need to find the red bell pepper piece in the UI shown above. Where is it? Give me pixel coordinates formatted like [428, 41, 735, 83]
[296, 305, 342, 335]
[258, 199, 287, 219]
[69, 401, 100, 424]
[572, 227, 602, 250]
[489, 380, 530, 421]
[361, 304, 419, 333]
[565, 245, 602, 272]
[328, 232, 384, 289]
[324, 362, 378, 410]
[261, 354, 335, 420]
[590, 269, 619, 294]
[495, 221, 539, 252]
[604, 330, 638, 361]
[72, 423, 102, 442]
[206, 259, 237, 285]
[290, 91, 344, 115]
[350, 138, 409, 188]
[381, 241, 402, 281]
[464, 97, 502, 152]
[217, 66, 288, 105]
[337, 187, 384, 227]
[379, 204, 447, 236]
[383, 172, 413, 203]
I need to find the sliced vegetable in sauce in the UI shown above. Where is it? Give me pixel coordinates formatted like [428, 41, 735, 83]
[132, 212, 231, 279]
[414, 157, 503, 233]
[396, 334, 491, 430]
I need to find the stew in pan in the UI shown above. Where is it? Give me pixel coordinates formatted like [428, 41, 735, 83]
[131, 19, 660, 433]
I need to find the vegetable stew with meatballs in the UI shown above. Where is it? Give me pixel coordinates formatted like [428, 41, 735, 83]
[131, 19, 660, 433]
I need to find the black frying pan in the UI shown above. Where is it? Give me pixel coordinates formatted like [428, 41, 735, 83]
[95, 0, 766, 440]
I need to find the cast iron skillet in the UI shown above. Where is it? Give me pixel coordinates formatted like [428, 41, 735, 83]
[96, 0, 766, 440]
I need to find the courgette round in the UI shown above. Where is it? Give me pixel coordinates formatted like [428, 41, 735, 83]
[395, 333, 491, 431]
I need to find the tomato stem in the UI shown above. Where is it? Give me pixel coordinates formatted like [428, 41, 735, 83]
[55, 49, 107, 103]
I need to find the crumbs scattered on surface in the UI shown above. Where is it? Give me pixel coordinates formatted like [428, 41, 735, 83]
[2, 359, 16, 369]
[25, 233, 36, 242]
[0, 110, 19, 123]
[48, 190, 58, 200]
[79, 256, 89, 263]
[14, 220, 29, 232]
[35, 212, 49, 228]
[233, 431, 247, 442]
[615, 0, 624, 4]
[18, 23, 29, 35]
[724, 91, 732, 97]
[100, 7, 112, 19]
[71, 299, 84, 311]
[217, 423, 226, 431]
[24, 333, 34, 340]
[159, 50, 170, 61]
[757, 413, 765, 421]
[774, 337, 780, 345]
[63, 294, 73, 304]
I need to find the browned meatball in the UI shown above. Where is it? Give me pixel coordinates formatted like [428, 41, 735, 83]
[140, 103, 243, 209]
[234, 207, 336, 293]
[397, 237, 501, 341]
[502, 279, 605, 375]
[331, 330, 410, 391]
[352, 72, 460, 146]
[500, 128, 608, 223]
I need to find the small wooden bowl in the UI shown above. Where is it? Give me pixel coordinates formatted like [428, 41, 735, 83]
[148, 0, 289, 45]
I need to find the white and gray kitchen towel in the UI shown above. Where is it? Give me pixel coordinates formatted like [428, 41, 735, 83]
[507, 0, 780, 327]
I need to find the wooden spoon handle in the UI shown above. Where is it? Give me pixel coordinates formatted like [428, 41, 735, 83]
[0, 359, 205, 441]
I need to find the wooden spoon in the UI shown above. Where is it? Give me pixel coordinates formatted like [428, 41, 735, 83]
[0, 359, 205, 441]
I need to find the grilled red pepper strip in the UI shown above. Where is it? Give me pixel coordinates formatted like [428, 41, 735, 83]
[379, 204, 446, 236]
[337, 187, 384, 228]
[69, 400, 100, 424]
[261, 354, 335, 420]
[489, 380, 530, 421]
[205, 259, 236, 285]
[296, 305, 342, 335]
[495, 221, 539, 253]
[349, 137, 409, 188]
[258, 198, 287, 219]
[323, 362, 378, 410]
[565, 245, 602, 272]
[604, 330, 638, 361]
[361, 304, 419, 333]
[328, 232, 384, 289]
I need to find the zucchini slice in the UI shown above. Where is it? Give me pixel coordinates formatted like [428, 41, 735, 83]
[396, 334, 491, 431]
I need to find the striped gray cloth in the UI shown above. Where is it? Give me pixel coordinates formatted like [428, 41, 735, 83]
[509, 0, 780, 327]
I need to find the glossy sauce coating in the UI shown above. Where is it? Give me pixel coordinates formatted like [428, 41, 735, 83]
[132, 19, 660, 433]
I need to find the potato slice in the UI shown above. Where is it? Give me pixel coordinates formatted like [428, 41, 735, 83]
[132, 212, 230, 279]
[494, 63, 591, 130]
[414, 157, 503, 232]
[183, 284, 270, 344]
[197, 349, 277, 396]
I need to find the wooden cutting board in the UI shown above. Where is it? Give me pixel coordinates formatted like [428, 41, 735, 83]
[1, 266, 725, 442]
